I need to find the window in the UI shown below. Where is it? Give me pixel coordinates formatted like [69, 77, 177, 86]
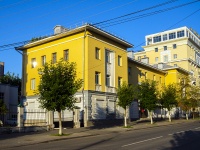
[118, 56, 122, 66]
[174, 64, 177, 67]
[106, 51, 111, 63]
[155, 48, 158, 52]
[128, 67, 131, 75]
[118, 77, 122, 87]
[153, 36, 161, 43]
[138, 56, 141, 61]
[173, 44, 177, 49]
[163, 55, 168, 62]
[163, 34, 167, 41]
[139, 70, 142, 78]
[153, 75, 156, 81]
[31, 78, 36, 90]
[95, 72, 100, 85]
[159, 77, 162, 84]
[52, 53, 57, 64]
[106, 75, 110, 86]
[63, 50, 69, 61]
[31, 58, 37, 68]
[164, 46, 167, 51]
[174, 54, 177, 59]
[147, 38, 152, 45]
[143, 55, 146, 58]
[169, 32, 176, 39]
[95, 47, 100, 60]
[145, 72, 147, 79]
[41, 55, 46, 66]
[155, 57, 158, 62]
[177, 30, 184, 38]
[0, 92, 4, 101]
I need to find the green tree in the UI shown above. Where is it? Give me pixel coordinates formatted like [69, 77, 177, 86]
[0, 72, 21, 103]
[186, 85, 200, 119]
[138, 80, 158, 124]
[0, 99, 7, 114]
[160, 84, 178, 122]
[37, 59, 83, 135]
[117, 82, 137, 127]
[176, 76, 194, 120]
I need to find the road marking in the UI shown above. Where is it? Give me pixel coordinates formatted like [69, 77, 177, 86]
[168, 131, 185, 136]
[121, 136, 163, 147]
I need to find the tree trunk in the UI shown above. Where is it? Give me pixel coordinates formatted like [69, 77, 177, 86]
[169, 110, 171, 122]
[193, 111, 195, 119]
[124, 108, 127, 127]
[186, 113, 189, 120]
[58, 111, 63, 135]
[150, 110, 153, 124]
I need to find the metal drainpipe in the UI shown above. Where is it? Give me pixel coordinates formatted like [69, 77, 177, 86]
[82, 25, 86, 127]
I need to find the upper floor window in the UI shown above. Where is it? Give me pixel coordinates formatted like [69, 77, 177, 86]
[95, 47, 100, 60]
[0, 92, 4, 101]
[128, 67, 131, 75]
[106, 51, 111, 63]
[169, 32, 176, 39]
[164, 46, 167, 51]
[31, 78, 36, 90]
[155, 48, 158, 52]
[173, 44, 177, 49]
[163, 55, 168, 62]
[118, 56, 122, 66]
[163, 34, 167, 41]
[31, 58, 37, 68]
[138, 56, 141, 61]
[41, 55, 46, 66]
[63, 50, 69, 61]
[52, 53, 57, 64]
[174, 64, 177, 67]
[106, 75, 110, 87]
[153, 36, 161, 43]
[177, 30, 184, 38]
[155, 57, 158, 62]
[174, 54, 177, 59]
[95, 72, 100, 85]
[118, 77, 122, 87]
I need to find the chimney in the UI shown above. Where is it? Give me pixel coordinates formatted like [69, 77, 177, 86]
[54, 25, 68, 34]
[0, 62, 4, 76]
[127, 51, 135, 59]
[141, 57, 149, 64]
[158, 63, 164, 69]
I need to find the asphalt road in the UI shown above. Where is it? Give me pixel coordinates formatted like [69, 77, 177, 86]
[6, 121, 200, 150]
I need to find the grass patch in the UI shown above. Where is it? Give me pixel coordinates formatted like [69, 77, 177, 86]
[51, 133, 70, 136]
[123, 125, 133, 128]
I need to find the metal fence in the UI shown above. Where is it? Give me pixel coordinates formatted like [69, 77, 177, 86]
[23, 109, 47, 126]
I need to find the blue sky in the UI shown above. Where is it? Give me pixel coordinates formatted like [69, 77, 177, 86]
[0, 0, 200, 77]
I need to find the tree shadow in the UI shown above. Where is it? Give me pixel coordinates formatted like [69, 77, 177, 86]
[163, 130, 200, 150]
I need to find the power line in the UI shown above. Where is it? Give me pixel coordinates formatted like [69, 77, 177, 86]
[93, 0, 178, 26]
[97, 0, 200, 28]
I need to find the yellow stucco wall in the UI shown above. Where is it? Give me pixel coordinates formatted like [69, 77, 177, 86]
[23, 29, 129, 96]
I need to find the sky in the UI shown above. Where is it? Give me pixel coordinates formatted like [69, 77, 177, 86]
[0, 0, 200, 77]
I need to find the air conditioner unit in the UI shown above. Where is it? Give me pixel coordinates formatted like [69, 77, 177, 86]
[23, 102, 28, 106]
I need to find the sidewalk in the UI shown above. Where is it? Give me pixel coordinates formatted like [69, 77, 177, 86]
[0, 119, 198, 149]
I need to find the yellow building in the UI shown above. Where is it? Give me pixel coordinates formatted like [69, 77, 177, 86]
[127, 55, 189, 119]
[16, 24, 133, 126]
[134, 26, 200, 85]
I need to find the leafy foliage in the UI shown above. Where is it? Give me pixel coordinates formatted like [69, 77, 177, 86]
[0, 99, 8, 114]
[117, 82, 137, 109]
[138, 80, 158, 111]
[37, 59, 83, 112]
[160, 84, 178, 111]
